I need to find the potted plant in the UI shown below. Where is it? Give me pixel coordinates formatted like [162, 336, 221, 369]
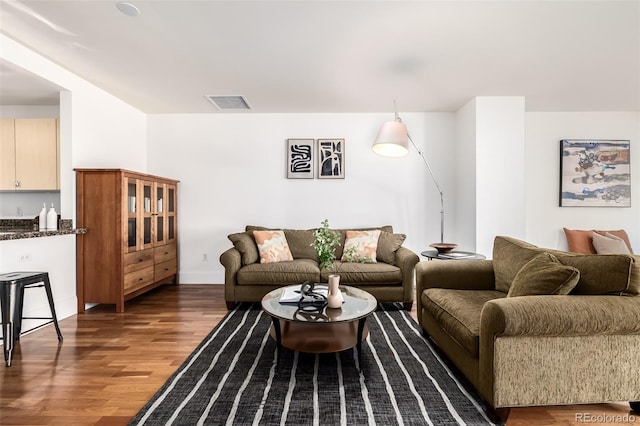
[311, 219, 340, 270]
[311, 219, 342, 308]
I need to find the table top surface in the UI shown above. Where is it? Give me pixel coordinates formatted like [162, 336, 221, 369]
[420, 250, 486, 260]
[261, 284, 377, 324]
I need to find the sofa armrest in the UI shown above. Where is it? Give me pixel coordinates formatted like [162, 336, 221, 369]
[416, 259, 495, 293]
[395, 247, 420, 304]
[220, 247, 242, 302]
[481, 295, 640, 338]
[479, 294, 640, 406]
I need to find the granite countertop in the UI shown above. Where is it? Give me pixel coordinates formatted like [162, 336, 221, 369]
[0, 218, 86, 241]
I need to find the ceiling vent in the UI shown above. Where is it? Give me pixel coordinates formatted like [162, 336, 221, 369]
[206, 95, 251, 110]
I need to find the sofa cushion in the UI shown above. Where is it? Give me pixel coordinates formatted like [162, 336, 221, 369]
[377, 232, 406, 265]
[554, 253, 634, 295]
[319, 261, 402, 284]
[237, 259, 320, 285]
[493, 236, 541, 292]
[342, 230, 381, 263]
[283, 229, 318, 260]
[563, 228, 633, 254]
[228, 232, 259, 265]
[253, 230, 293, 263]
[493, 236, 634, 295]
[592, 232, 631, 255]
[507, 252, 580, 297]
[422, 288, 506, 357]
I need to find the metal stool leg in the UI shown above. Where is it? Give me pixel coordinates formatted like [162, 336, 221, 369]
[1, 282, 18, 367]
[42, 275, 63, 341]
[14, 283, 25, 340]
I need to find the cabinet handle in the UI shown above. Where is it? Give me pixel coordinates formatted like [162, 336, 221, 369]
[15, 181, 20, 188]
[139, 258, 144, 262]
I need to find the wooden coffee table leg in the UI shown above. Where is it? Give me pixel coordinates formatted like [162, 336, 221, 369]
[271, 316, 282, 369]
[356, 317, 367, 370]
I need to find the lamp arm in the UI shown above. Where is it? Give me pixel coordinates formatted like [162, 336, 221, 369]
[407, 132, 445, 243]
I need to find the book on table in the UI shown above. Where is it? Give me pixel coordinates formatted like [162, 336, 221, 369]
[279, 284, 330, 304]
[438, 252, 475, 259]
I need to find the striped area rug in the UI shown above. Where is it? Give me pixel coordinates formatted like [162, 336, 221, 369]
[130, 303, 497, 425]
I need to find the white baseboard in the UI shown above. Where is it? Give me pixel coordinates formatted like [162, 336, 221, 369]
[179, 270, 224, 284]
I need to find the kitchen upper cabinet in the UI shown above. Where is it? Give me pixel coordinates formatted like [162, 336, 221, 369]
[0, 118, 59, 190]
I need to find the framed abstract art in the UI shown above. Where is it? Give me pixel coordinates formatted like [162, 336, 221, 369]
[317, 138, 345, 179]
[559, 139, 630, 207]
[286, 139, 314, 179]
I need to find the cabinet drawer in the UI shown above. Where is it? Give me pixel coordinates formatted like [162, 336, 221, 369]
[155, 258, 177, 282]
[154, 243, 176, 264]
[124, 249, 154, 274]
[124, 266, 154, 294]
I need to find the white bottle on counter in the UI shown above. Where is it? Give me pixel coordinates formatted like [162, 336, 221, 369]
[39, 203, 47, 231]
[46, 203, 58, 231]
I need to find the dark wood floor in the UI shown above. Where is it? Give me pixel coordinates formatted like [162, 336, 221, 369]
[0, 284, 633, 425]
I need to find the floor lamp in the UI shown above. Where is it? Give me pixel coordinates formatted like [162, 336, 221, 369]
[372, 110, 456, 252]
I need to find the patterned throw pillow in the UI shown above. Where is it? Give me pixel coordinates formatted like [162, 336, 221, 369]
[252, 230, 293, 264]
[341, 230, 381, 263]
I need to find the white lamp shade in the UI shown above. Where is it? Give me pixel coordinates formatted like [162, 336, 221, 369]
[372, 121, 409, 157]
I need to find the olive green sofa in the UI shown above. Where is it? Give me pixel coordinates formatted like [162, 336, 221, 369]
[220, 225, 419, 310]
[416, 236, 640, 412]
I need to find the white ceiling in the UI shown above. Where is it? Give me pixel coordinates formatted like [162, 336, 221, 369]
[0, 0, 638, 113]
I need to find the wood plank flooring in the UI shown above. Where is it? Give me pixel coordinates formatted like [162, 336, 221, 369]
[0, 284, 634, 425]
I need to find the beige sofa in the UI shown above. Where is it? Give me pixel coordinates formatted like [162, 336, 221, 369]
[416, 236, 640, 413]
[220, 225, 418, 310]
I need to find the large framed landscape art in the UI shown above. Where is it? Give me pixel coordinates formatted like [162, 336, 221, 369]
[560, 139, 630, 207]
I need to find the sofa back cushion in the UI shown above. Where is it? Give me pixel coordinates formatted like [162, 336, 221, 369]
[493, 236, 635, 295]
[493, 236, 541, 292]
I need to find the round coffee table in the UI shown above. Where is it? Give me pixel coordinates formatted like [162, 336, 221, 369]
[261, 285, 377, 368]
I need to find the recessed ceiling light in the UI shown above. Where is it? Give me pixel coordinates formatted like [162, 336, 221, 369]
[116, 2, 140, 16]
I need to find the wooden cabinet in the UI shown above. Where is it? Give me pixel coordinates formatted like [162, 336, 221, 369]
[75, 169, 179, 313]
[0, 118, 59, 190]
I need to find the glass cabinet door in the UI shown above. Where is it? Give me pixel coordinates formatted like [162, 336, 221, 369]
[167, 184, 177, 243]
[125, 178, 138, 252]
[141, 180, 154, 250]
[154, 183, 166, 246]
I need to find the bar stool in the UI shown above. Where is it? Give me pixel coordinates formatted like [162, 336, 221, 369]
[0, 272, 63, 367]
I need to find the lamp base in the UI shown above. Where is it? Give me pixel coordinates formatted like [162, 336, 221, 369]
[429, 243, 458, 254]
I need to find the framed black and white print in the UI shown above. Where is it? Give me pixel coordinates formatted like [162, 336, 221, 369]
[560, 139, 630, 207]
[317, 139, 345, 179]
[286, 139, 314, 179]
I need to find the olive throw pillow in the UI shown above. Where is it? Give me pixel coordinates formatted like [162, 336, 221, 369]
[377, 232, 406, 264]
[253, 230, 294, 264]
[228, 232, 259, 265]
[507, 252, 581, 297]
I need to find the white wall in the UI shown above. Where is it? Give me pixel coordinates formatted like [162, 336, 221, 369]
[525, 111, 640, 250]
[475, 97, 526, 256]
[1, 35, 148, 321]
[454, 100, 477, 251]
[147, 112, 456, 283]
